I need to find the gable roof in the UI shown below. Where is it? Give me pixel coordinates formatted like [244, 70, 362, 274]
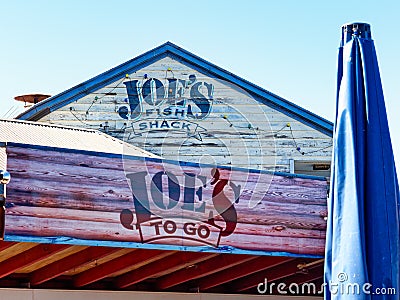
[16, 42, 333, 136]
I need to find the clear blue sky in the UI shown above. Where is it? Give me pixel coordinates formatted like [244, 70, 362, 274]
[1, 0, 399, 169]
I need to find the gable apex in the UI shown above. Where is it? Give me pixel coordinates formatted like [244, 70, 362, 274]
[16, 42, 333, 136]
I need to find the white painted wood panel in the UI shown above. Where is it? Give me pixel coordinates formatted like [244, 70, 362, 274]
[38, 56, 332, 176]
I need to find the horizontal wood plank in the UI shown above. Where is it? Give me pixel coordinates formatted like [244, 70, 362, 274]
[39, 55, 332, 174]
[5, 144, 327, 256]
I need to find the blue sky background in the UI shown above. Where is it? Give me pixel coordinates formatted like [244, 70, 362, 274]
[1, 0, 399, 169]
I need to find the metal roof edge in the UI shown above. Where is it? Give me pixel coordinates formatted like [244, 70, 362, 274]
[0, 119, 159, 158]
[1, 118, 98, 132]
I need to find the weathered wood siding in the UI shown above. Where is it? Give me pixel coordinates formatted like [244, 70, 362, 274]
[5, 144, 327, 256]
[38, 56, 332, 173]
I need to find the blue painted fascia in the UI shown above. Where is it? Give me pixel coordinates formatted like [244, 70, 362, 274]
[4, 235, 323, 258]
[17, 43, 173, 120]
[164, 49, 333, 136]
[17, 42, 333, 136]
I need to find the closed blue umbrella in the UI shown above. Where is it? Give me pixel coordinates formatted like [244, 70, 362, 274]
[324, 23, 400, 299]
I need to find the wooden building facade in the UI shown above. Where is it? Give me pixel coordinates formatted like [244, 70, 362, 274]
[17, 42, 333, 177]
[0, 119, 327, 297]
[0, 43, 334, 297]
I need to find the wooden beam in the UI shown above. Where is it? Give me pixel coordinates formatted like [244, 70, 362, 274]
[0, 243, 69, 279]
[0, 241, 17, 252]
[286, 262, 324, 284]
[115, 251, 217, 288]
[198, 256, 293, 290]
[157, 254, 256, 290]
[231, 258, 313, 292]
[30, 246, 120, 286]
[74, 249, 171, 287]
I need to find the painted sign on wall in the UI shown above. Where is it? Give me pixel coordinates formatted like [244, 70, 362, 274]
[120, 74, 213, 120]
[118, 74, 214, 142]
[4, 143, 328, 256]
[120, 167, 241, 248]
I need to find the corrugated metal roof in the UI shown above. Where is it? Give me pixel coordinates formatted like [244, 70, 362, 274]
[0, 119, 159, 158]
[0, 147, 6, 170]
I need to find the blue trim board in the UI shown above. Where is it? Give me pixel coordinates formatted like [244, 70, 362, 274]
[7, 142, 327, 182]
[4, 235, 324, 259]
[17, 42, 333, 136]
